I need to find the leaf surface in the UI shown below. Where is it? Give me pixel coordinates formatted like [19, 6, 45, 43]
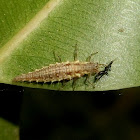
[0, 118, 19, 140]
[0, 0, 140, 91]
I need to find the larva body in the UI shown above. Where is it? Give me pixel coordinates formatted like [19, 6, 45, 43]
[13, 60, 100, 83]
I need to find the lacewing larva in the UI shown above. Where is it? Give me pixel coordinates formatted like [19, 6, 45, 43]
[13, 45, 113, 89]
[13, 60, 100, 83]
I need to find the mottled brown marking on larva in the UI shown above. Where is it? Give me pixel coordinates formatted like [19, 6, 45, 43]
[13, 61, 100, 83]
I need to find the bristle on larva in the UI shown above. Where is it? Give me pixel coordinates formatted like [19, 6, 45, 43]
[13, 61, 100, 83]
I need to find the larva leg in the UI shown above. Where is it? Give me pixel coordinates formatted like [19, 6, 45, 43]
[72, 78, 79, 91]
[61, 80, 66, 88]
[58, 80, 67, 90]
[73, 43, 78, 61]
[86, 52, 98, 62]
[84, 74, 90, 85]
[84, 74, 95, 88]
[53, 51, 62, 63]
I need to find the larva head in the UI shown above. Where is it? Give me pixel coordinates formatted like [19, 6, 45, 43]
[94, 60, 115, 82]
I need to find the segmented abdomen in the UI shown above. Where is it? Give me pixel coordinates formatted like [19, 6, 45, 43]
[13, 61, 99, 82]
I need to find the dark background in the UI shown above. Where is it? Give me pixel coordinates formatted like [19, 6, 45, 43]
[0, 83, 140, 140]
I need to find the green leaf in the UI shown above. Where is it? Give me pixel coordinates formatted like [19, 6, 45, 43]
[0, 118, 19, 140]
[0, 0, 140, 91]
